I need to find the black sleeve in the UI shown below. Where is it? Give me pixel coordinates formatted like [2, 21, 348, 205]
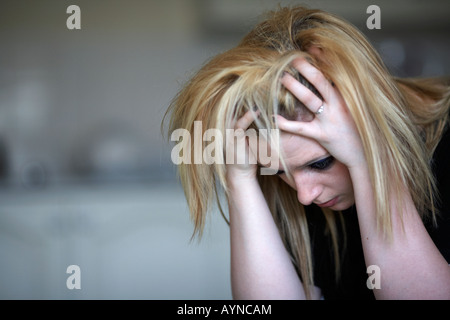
[307, 206, 375, 300]
[427, 124, 450, 263]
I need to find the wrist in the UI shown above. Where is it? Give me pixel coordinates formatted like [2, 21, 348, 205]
[347, 153, 370, 178]
[347, 161, 376, 217]
[347, 160, 375, 202]
[349, 163, 369, 179]
[227, 173, 259, 191]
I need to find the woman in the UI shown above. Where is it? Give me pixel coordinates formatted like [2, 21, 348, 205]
[163, 6, 450, 299]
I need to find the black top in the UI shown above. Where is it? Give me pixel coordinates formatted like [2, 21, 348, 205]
[307, 124, 450, 300]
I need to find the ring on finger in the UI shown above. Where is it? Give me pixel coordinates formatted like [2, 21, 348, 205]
[315, 104, 325, 115]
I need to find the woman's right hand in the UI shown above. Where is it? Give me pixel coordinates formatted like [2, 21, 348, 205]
[225, 109, 260, 183]
[226, 108, 309, 300]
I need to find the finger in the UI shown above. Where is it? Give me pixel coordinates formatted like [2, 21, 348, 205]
[291, 57, 333, 102]
[307, 46, 324, 59]
[281, 73, 323, 113]
[307, 47, 335, 87]
[234, 109, 260, 130]
[276, 115, 318, 139]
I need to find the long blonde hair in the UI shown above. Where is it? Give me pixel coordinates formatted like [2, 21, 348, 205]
[163, 6, 450, 298]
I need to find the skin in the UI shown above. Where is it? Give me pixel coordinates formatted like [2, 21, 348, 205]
[226, 53, 450, 299]
[276, 132, 354, 211]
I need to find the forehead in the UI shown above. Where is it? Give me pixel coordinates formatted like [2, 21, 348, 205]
[279, 132, 327, 168]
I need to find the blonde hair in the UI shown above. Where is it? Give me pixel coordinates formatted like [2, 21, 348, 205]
[163, 6, 450, 298]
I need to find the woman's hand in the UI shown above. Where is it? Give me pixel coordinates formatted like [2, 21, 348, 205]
[225, 110, 309, 300]
[276, 57, 365, 170]
[225, 109, 260, 183]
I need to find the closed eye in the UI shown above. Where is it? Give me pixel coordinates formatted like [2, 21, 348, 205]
[309, 156, 335, 171]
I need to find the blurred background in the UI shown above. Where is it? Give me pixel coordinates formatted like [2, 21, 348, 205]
[0, 0, 448, 299]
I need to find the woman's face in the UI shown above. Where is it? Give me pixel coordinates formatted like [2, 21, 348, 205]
[276, 131, 355, 211]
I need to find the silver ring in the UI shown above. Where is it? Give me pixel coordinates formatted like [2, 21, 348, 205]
[315, 104, 324, 115]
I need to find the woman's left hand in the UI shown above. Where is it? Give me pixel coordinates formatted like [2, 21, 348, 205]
[277, 56, 365, 170]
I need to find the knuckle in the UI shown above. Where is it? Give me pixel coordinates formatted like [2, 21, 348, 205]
[281, 73, 296, 88]
[292, 57, 307, 70]
[303, 94, 318, 107]
[310, 70, 323, 83]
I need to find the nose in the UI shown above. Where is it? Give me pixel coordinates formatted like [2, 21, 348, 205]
[293, 173, 322, 206]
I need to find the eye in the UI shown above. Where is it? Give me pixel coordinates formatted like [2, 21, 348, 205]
[309, 156, 335, 171]
[276, 170, 285, 175]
